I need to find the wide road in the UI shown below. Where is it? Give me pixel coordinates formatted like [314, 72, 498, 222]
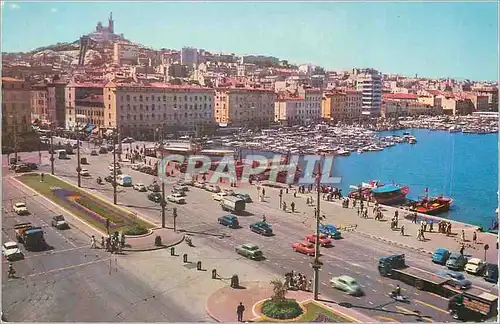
[44, 151, 498, 322]
[1, 169, 204, 322]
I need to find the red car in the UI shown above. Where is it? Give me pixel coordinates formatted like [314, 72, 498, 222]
[305, 233, 332, 247]
[292, 242, 315, 256]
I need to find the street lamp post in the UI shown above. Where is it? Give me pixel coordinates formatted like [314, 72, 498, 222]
[312, 162, 323, 301]
[75, 115, 86, 188]
[113, 129, 118, 205]
[160, 132, 166, 228]
[50, 131, 55, 175]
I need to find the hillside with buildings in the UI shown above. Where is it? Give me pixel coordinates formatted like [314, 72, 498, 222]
[2, 11, 498, 149]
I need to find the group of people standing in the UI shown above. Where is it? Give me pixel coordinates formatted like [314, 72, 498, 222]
[284, 271, 312, 291]
[90, 232, 125, 253]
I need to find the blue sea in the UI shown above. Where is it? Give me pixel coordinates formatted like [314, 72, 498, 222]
[243, 129, 498, 228]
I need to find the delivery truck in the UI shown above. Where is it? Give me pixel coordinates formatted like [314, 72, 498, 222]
[220, 196, 246, 214]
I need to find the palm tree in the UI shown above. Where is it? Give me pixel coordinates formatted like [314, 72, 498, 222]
[270, 278, 288, 302]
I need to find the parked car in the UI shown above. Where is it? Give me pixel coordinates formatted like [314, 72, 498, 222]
[99, 147, 108, 154]
[437, 270, 472, 290]
[121, 137, 135, 143]
[90, 150, 99, 156]
[432, 248, 451, 265]
[235, 243, 263, 260]
[194, 181, 206, 189]
[483, 263, 498, 283]
[250, 222, 273, 236]
[13, 202, 29, 215]
[15, 164, 30, 173]
[330, 275, 363, 296]
[173, 184, 189, 192]
[446, 252, 468, 271]
[171, 189, 186, 197]
[205, 184, 221, 193]
[51, 215, 69, 229]
[217, 215, 239, 228]
[2, 241, 24, 261]
[147, 192, 163, 203]
[222, 188, 234, 196]
[292, 242, 315, 256]
[147, 184, 161, 192]
[305, 233, 332, 246]
[79, 169, 91, 177]
[26, 162, 38, 170]
[104, 175, 114, 183]
[464, 258, 487, 275]
[318, 224, 342, 239]
[133, 183, 147, 192]
[167, 193, 186, 204]
[212, 192, 228, 201]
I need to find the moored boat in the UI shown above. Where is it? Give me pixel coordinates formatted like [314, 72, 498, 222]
[348, 181, 409, 205]
[410, 195, 453, 215]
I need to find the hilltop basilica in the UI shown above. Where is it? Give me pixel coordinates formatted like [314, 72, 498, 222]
[88, 12, 125, 42]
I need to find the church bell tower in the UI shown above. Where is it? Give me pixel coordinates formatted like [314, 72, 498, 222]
[108, 12, 114, 33]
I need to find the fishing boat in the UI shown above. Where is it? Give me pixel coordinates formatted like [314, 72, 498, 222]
[348, 181, 409, 205]
[410, 195, 453, 215]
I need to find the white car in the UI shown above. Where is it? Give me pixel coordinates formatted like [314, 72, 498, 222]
[222, 188, 235, 196]
[2, 241, 24, 261]
[79, 169, 91, 177]
[133, 183, 147, 192]
[465, 258, 487, 275]
[13, 202, 28, 215]
[205, 184, 221, 193]
[167, 193, 186, 204]
[212, 192, 228, 201]
[194, 181, 206, 189]
[330, 275, 363, 296]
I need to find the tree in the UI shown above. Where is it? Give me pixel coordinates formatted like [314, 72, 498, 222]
[270, 278, 287, 302]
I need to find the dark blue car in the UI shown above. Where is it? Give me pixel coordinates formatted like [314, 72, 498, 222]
[319, 224, 341, 239]
[250, 221, 273, 236]
[432, 248, 451, 265]
[217, 215, 239, 228]
[483, 263, 498, 283]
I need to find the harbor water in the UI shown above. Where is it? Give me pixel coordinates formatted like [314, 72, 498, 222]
[243, 129, 498, 229]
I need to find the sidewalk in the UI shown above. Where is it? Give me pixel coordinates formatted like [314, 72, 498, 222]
[212, 179, 498, 262]
[205, 281, 375, 322]
[123, 228, 185, 252]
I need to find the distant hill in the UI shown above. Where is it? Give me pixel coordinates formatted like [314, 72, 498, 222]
[28, 40, 80, 54]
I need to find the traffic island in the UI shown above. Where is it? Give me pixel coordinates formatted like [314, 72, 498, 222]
[205, 281, 372, 322]
[17, 173, 154, 235]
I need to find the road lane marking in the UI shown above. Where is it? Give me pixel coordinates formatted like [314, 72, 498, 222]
[376, 279, 383, 283]
[371, 289, 377, 293]
[368, 301, 374, 305]
[395, 306, 433, 322]
[374, 316, 399, 322]
[414, 300, 448, 314]
[365, 275, 371, 278]
[427, 292, 447, 300]
[28, 258, 109, 277]
[355, 271, 361, 274]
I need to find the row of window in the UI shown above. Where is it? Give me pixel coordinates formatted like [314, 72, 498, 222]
[119, 112, 212, 121]
[76, 109, 103, 116]
[120, 94, 213, 102]
[118, 103, 212, 111]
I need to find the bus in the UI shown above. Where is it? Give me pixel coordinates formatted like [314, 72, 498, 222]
[116, 174, 132, 187]
[55, 150, 68, 159]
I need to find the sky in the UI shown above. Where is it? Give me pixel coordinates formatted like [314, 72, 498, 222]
[1, 1, 499, 81]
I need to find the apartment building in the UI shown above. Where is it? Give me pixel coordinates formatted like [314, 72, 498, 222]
[104, 81, 216, 138]
[275, 94, 305, 126]
[441, 95, 474, 115]
[355, 69, 382, 117]
[467, 93, 489, 111]
[113, 42, 140, 66]
[31, 83, 49, 123]
[301, 87, 323, 123]
[65, 82, 106, 130]
[321, 90, 362, 121]
[47, 81, 68, 128]
[2, 77, 32, 144]
[382, 99, 438, 118]
[181, 47, 199, 68]
[473, 87, 498, 111]
[214, 87, 276, 127]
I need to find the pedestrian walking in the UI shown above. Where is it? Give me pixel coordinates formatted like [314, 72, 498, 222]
[294, 189, 297, 198]
[262, 188, 265, 197]
[400, 225, 405, 236]
[236, 302, 245, 322]
[101, 236, 105, 249]
[40, 173, 44, 182]
[413, 212, 418, 224]
[90, 235, 96, 249]
[429, 221, 433, 232]
[291, 201, 295, 213]
[460, 230, 465, 242]
[459, 244, 465, 256]
[472, 231, 477, 244]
